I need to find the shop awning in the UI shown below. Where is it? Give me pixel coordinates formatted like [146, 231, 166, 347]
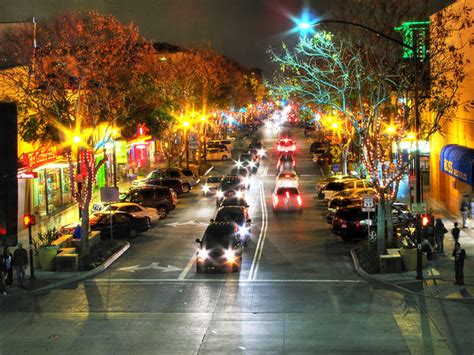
[440, 144, 474, 186]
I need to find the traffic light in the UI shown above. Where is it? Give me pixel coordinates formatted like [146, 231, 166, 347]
[23, 214, 36, 228]
[421, 215, 430, 227]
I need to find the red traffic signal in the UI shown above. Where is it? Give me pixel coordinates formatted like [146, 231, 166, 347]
[23, 214, 36, 227]
[421, 215, 430, 227]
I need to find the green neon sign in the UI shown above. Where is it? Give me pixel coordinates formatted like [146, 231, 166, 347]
[395, 21, 430, 60]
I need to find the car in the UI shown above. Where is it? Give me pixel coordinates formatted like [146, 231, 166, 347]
[216, 176, 246, 206]
[248, 142, 267, 159]
[309, 141, 328, 154]
[277, 138, 296, 153]
[272, 187, 303, 214]
[212, 206, 252, 245]
[276, 153, 296, 174]
[141, 178, 184, 195]
[327, 187, 377, 205]
[195, 222, 243, 272]
[121, 186, 177, 219]
[238, 152, 259, 173]
[326, 198, 354, 224]
[207, 143, 230, 152]
[331, 204, 416, 241]
[315, 174, 358, 195]
[276, 170, 299, 188]
[229, 167, 251, 188]
[101, 202, 161, 224]
[59, 211, 150, 239]
[208, 139, 233, 151]
[132, 168, 198, 192]
[319, 179, 373, 202]
[201, 175, 222, 196]
[205, 147, 230, 161]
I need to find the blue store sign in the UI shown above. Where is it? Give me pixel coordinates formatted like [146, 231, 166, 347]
[440, 144, 474, 186]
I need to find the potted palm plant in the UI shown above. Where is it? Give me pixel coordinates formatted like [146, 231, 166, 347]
[35, 227, 59, 271]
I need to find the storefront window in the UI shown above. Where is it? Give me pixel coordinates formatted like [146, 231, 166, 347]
[61, 167, 73, 206]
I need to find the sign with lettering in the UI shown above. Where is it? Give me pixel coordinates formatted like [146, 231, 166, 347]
[440, 145, 474, 186]
[411, 203, 427, 214]
[23, 146, 58, 169]
[362, 195, 375, 212]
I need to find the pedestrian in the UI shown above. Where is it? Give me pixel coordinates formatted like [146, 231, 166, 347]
[13, 243, 28, 286]
[0, 253, 7, 295]
[452, 242, 466, 286]
[2, 243, 13, 287]
[73, 224, 81, 239]
[460, 195, 471, 228]
[452, 222, 461, 244]
[434, 218, 448, 254]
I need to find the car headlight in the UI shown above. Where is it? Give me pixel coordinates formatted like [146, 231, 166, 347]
[238, 225, 250, 236]
[257, 149, 266, 156]
[249, 161, 256, 168]
[235, 161, 243, 168]
[202, 185, 210, 193]
[197, 249, 209, 259]
[224, 249, 236, 262]
[236, 190, 244, 198]
[216, 190, 224, 198]
[243, 177, 250, 185]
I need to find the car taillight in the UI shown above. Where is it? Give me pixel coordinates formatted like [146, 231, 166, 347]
[296, 195, 302, 206]
[355, 220, 361, 228]
[292, 160, 296, 167]
[292, 144, 296, 151]
[277, 160, 281, 168]
[273, 195, 279, 205]
[286, 191, 290, 199]
[277, 146, 282, 151]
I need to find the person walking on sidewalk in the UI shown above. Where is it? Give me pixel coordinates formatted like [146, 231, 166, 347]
[13, 243, 28, 286]
[460, 196, 471, 228]
[2, 243, 13, 287]
[453, 242, 466, 286]
[434, 218, 448, 254]
[452, 222, 461, 244]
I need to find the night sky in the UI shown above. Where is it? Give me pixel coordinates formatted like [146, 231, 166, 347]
[0, 0, 453, 76]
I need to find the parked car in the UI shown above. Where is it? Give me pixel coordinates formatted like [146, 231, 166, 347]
[141, 178, 184, 195]
[64, 211, 150, 240]
[207, 143, 230, 152]
[212, 206, 252, 246]
[331, 204, 416, 241]
[133, 168, 198, 192]
[101, 202, 161, 224]
[202, 175, 222, 196]
[121, 186, 177, 219]
[328, 187, 377, 205]
[208, 139, 233, 151]
[272, 187, 303, 214]
[276, 170, 299, 188]
[195, 222, 242, 272]
[315, 174, 358, 195]
[206, 147, 230, 161]
[320, 179, 373, 202]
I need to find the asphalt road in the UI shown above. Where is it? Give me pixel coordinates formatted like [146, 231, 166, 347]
[1, 125, 474, 354]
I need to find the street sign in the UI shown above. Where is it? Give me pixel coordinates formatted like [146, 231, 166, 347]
[411, 202, 427, 214]
[330, 145, 342, 158]
[362, 195, 376, 212]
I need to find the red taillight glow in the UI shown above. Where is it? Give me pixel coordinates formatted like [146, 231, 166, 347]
[297, 195, 302, 206]
[292, 160, 296, 167]
[286, 191, 290, 199]
[277, 160, 281, 168]
[273, 195, 279, 205]
[292, 144, 296, 151]
[355, 220, 361, 228]
[277, 145, 282, 151]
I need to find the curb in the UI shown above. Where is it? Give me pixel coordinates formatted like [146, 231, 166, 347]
[350, 248, 474, 302]
[29, 242, 131, 295]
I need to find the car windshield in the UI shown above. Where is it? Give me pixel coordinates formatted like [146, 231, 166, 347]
[202, 231, 231, 249]
[326, 182, 348, 191]
[146, 171, 160, 179]
[276, 187, 299, 195]
[207, 177, 221, 183]
[103, 205, 119, 211]
[220, 178, 240, 189]
[215, 210, 245, 224]
[240, 154, 252, 161]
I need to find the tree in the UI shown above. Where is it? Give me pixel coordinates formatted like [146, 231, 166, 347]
[269, 2, 473, 256]
[0, 11, 164, 254]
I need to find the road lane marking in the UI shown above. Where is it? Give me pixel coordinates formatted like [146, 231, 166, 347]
[89, 278, 366, 284]
[248, 181, 268, 280]
[178, 254, 196, 280]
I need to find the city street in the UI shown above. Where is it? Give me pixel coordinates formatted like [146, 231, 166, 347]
[1, 126, 473, 354]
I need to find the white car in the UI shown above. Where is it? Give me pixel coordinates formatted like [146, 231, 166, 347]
[276, 170, 299, 188]
[208, 139, 233, 151]
[102, 202, 161, 224]
[206, 147, 231, 161]
[321, 179, 374, 202]
[202, 175, 223, 196]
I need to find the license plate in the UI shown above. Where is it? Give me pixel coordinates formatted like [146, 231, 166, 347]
[341, 224, 347, 228]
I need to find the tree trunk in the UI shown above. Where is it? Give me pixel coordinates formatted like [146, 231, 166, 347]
[386, 200, 394, 248]
[342, 148, 348, 175]
[376, 192, 386, 257]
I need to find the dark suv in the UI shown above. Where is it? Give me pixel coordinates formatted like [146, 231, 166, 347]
[332, 204, 416, 241]
[195, 222, 243, 272]
[143, 178, 185, 195]
[132, 168, 197, 192]
[122, 186, 177, 219]
[216, 176, 245, 206]
[212, 206, 252, 246]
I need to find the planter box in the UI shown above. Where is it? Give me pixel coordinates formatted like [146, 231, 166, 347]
[38, 246, 58, 271]
[400, 248, 427, 272]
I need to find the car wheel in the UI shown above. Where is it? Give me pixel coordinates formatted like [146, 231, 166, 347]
[130, 229, 137, 238]
[157, 206, 167, 219]
[369, 230, 377, 243]
[182, 183, 191, 193]
[145, 217, 151, 227]
[222, 155, 228, 161]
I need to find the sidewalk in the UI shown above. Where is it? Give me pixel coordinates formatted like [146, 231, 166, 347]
[353, 194, 474, 300]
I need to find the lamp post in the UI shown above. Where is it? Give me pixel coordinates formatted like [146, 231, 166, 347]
[183, 120, 190, 169]
[201, 116, 208, 164]
[298, 19, 423, 279]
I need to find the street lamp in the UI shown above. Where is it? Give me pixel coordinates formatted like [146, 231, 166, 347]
[183, 120, 190, 169]
[298, 18, 424, 279]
